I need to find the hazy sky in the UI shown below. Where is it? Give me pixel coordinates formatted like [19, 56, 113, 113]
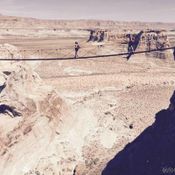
[0, 0, 175, 22]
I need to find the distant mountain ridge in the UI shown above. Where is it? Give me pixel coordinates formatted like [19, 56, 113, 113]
[0, 15, 175, 30]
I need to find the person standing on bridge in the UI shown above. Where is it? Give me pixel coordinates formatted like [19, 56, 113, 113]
[74, 41, 80, 58]
[87, 30, 94, 42]
[126, 35, 134, 60]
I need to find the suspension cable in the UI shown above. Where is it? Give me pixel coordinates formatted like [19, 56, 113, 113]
[0, 46, 174, 61]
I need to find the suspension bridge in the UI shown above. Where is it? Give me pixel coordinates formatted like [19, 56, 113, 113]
[0, 45, 173, 61]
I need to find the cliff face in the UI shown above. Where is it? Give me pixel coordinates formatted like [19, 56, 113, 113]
[102, 90, 175, 175]
[0, 61, 70, 175]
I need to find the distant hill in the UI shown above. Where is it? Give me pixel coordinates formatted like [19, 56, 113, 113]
[0, 15, 175, 31]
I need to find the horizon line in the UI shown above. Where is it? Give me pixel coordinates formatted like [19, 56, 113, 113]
[1, 14, 175, 24]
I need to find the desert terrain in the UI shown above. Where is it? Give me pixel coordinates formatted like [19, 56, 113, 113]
[0, 15, 175, 175]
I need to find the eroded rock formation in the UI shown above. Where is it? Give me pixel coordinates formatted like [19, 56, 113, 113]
[0, 62, 69, 175]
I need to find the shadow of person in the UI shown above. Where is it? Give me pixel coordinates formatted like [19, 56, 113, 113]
[102, 90, 175, 175]
[0, 104, 21, 117]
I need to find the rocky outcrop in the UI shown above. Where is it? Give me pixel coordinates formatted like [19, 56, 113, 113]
[107, 30, 172, 59]
[102, 90, 175, 175]
[0, 44, 22, 59]
[0, 62, 68, 175]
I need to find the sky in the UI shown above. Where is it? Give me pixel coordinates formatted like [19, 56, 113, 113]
[0, 0, 175, 22]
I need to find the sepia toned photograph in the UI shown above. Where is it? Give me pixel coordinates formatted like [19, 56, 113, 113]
[0, 0, 175, 175]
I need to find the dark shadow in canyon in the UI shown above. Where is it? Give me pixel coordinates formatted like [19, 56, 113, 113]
[102, 90, 175, 175]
